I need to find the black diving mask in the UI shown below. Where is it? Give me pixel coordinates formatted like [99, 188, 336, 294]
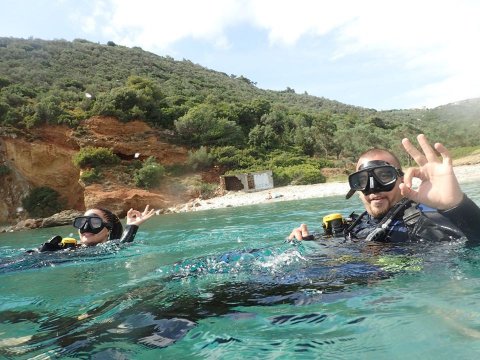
[345, 160, 404, 199]
[73, 216, 112, 234]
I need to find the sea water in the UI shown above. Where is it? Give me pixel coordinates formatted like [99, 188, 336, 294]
[1, 182, 480, 359]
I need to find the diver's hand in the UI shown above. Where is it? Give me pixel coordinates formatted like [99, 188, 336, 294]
[38, 235, 63, 252]
[288, 224, 309, 241]
[126, 205, 156, 226]
[399, 134, 463, 210]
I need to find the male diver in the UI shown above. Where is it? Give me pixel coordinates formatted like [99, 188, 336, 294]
[288, 134, 480, 244]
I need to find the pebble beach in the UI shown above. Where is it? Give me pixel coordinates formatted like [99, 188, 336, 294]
[176, 164, 480, 212]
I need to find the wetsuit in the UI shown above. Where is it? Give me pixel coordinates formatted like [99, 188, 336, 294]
[346, 194, 480, 245]
[32, 225, 139, 253]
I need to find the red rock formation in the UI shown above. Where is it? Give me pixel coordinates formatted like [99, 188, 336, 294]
[0, 117, 193, 223]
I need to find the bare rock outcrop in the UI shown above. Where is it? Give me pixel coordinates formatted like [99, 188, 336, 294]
[0, 116, 193, 224]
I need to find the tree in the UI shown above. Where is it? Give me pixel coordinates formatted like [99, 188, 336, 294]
[175, 103, 244, 147]
[91, 76, 165, 124]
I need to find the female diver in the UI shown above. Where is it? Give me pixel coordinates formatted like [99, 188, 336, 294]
[31, 205, 156, 252]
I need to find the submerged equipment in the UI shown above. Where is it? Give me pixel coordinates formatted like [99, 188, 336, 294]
[346, 160, 404, 199]
[73, 216, 112, 234]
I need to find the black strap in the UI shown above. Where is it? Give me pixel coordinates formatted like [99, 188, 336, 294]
[344, 198, 413, 242]
[365, 198, 412, 241]
[344, 211, 368, 240]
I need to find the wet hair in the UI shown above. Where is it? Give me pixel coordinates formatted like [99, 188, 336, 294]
[97, 208, 123, 240]
[357, 148, 402, 170]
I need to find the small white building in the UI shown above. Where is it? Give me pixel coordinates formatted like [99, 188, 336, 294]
[220, 170, 274, 192]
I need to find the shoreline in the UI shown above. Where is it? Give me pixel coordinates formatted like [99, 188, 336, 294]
[2, 164, 479, 232]
[173, 163, 480, 213]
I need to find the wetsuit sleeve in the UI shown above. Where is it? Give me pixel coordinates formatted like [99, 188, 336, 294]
[119, 225, 139, 243]
[439, 194, 480, 245]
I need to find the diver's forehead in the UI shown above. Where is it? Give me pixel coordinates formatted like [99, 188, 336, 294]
[357, 160, 391, 171]
[84, 209, 104, 219]
[356, 155, 395, 170]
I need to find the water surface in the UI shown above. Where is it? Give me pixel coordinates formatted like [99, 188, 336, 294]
[1, 182, 480, 359]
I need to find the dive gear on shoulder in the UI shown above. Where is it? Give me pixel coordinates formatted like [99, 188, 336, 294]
[403, 204, 463, 242]
[60, 237, 78, 248]
[322, 213, 346, 236]
[365, 198, 412, 241]
[36, 236, 78, 252]
[344, 198, 412, 242]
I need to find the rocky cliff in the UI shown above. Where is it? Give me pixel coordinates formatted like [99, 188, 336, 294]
[0, 117, 192, 224]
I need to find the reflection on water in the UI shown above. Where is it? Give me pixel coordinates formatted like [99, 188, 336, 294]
[1, 183, 480, 358]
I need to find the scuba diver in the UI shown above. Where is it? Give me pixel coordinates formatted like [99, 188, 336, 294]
[288, 134, 480, 244]
[28, 205, 156, 252]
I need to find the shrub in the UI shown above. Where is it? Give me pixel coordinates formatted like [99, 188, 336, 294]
[273, 164, 326, 187]
[183, 178, 218, 199]
[134, 156, 165, 189]
[197, 182, 218, 198]
[0, 164, 10, 176]
[73, 147, 120, 168]
[80, 168, 100, 185]
[209, 146, 261, 170]
[22, 186, 64, 218]
[267, 150, 306, 167]
[164, 163, 190, 176]
[187, 146, 213, 170]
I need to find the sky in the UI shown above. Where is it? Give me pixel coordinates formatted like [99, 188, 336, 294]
[1, 0, 480, 110]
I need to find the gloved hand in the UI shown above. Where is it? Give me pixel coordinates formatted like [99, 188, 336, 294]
[38, 235, 63, 252]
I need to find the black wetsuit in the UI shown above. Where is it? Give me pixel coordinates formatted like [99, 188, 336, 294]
[346, 194, 480, 245]
[32, 225, 139, 253]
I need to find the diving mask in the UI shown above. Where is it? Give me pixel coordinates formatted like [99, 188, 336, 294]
[73, 216, 112, 234]
[345, 160, 404, 199]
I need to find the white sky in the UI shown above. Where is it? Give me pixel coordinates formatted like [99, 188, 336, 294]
[1, 0, 480, 110]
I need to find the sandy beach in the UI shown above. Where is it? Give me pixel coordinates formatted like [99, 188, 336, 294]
[175, 164, 480, 212]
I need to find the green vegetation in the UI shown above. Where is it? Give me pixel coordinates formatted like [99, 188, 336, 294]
[0, 164, 10, 176]
[134, 156, 165, 189]
[187, 146, 213, 171]
[73, 147, 120, 168]
[22, 186, 64, 218]
[80, 168, 100, 185]
[273, 164, 326, 186]
[1, 37, 480, 187]
[449, 146, 480, 159]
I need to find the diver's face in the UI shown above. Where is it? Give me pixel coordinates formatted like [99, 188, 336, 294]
[78, 209, 110, 246]
[357, 155, 403, 218]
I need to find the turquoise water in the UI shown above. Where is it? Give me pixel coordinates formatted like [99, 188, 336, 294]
[1, 182, 480, 359]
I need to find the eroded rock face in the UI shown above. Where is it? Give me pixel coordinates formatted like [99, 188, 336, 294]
[0, 117, 190, 224]
[76, 116, 188, 165]
[83, 184, 177, 217]
[2, 137, 85, 209]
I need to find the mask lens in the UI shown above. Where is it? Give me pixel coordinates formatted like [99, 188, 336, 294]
[73, 216, 107, 234]
[372, 166, 397, 185]
[349, 170, 369, 190]
[73, 217, 88, 229]
[89, 217, 104, 229]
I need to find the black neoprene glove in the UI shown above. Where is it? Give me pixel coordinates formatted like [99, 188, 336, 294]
[38, 235, 63, 252]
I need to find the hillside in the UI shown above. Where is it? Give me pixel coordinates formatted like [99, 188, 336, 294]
[1, 37, 480, 224]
